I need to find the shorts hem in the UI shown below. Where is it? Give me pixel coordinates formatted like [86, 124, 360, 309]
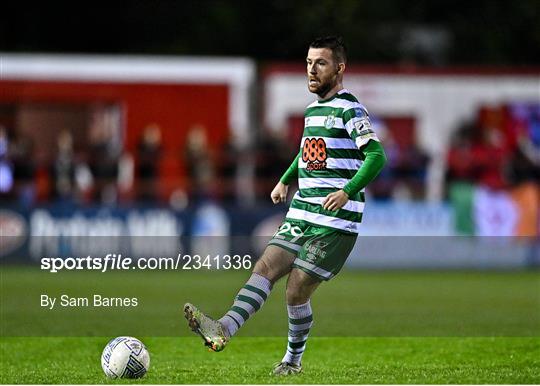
[292, 263, 332, 282]
[267, 241, 299, 255]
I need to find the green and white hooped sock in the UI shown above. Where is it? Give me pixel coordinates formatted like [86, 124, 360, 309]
[281, 301, 313, 365]
[219, 273, 272, 337]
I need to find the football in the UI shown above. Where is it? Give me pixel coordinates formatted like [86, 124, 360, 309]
[101, 336, 150, 379]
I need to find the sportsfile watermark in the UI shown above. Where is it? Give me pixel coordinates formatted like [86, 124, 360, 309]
[40, 253, 253, 273]
[1, 236, 538, 337]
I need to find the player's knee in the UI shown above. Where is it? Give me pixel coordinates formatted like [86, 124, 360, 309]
[285, 279, 308, 305]
[253, 258, 269, 276]
[253, 246, 294, 283]
[286, 285, 310, 305]
[253, 258, 278, 283]
[286, 268, 321, 305]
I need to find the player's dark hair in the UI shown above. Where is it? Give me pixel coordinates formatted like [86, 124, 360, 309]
[309, 36, 347, 64]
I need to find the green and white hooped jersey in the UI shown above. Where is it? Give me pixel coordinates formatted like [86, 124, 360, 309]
[285, 89, 379, 234]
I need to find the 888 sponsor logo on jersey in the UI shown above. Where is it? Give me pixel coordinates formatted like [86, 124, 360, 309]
[302, 138, 327, 171]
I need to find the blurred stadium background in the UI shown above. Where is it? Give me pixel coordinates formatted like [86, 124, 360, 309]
[0, 1, 539, 269]
[0, 4, 539, 384]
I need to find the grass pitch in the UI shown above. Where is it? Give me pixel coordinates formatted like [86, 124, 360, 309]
[1, 337, 539, 384]
[1, 267, 539, 383]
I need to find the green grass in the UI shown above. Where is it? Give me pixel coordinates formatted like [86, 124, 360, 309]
[1, 337, 539, 384]
[1, 268, 539, 337]
[1, 267, 539, 383]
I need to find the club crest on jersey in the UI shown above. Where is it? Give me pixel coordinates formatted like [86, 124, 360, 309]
[324, 111, 336, 129]
[302, 137, 327, 171]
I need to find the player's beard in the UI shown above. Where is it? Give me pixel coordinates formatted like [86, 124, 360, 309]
[310, 76, 337, 99]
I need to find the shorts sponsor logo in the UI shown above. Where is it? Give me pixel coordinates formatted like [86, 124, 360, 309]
[305, 240, 328, 263]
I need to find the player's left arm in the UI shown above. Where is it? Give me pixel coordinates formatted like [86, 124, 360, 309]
[323, 106, 387, 211]
[322, 140, 387, 210]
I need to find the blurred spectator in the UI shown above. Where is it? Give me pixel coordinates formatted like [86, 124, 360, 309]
[254, 130, 293, 202]
[446, 117, 511, 236]
[508, 138, 540, 185]
[50, 129, 93, 203]
[11, 135, 36, 206]
[0, 126, 14, 195]
[215, 138, 239, 203]
[117, 152, 134, 201]
[85, 105, 133, 204]
[507, 104, 540, 185]
[389, 135, 428, 200]
[446, 118, 509, 191]
[446, 123, 478, 183]
[87, 107, 134, 204]
[369, 120, 429, 200]
[88, 126, 118, 203]
[50, 130, 76, 201]
[136, 124, 162, 202]
[184, 125, 214, 202]
[446, 104, 539, 236]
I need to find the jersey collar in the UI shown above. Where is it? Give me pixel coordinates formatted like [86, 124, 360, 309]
[317, 88, 348, 103]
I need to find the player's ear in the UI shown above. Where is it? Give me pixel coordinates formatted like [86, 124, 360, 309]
[337, 63, 345, 75]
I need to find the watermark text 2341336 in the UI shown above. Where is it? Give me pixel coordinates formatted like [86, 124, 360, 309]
[40, 254, 253, 273]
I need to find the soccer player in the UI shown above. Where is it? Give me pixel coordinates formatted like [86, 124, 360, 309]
[184, 36, 387, 375]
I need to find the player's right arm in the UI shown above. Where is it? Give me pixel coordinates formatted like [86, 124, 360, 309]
[270, 150, 301, 204]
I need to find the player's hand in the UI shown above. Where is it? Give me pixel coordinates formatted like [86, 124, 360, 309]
[322, 190, 349, 211]
[270, 182, 289, 204]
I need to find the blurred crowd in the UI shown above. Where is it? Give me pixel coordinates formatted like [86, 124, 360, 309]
[0, 119, 274, 207]
[445, 104, 540, 191]
[1, 103, 538, 208]
[365, 118, 429, 200]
